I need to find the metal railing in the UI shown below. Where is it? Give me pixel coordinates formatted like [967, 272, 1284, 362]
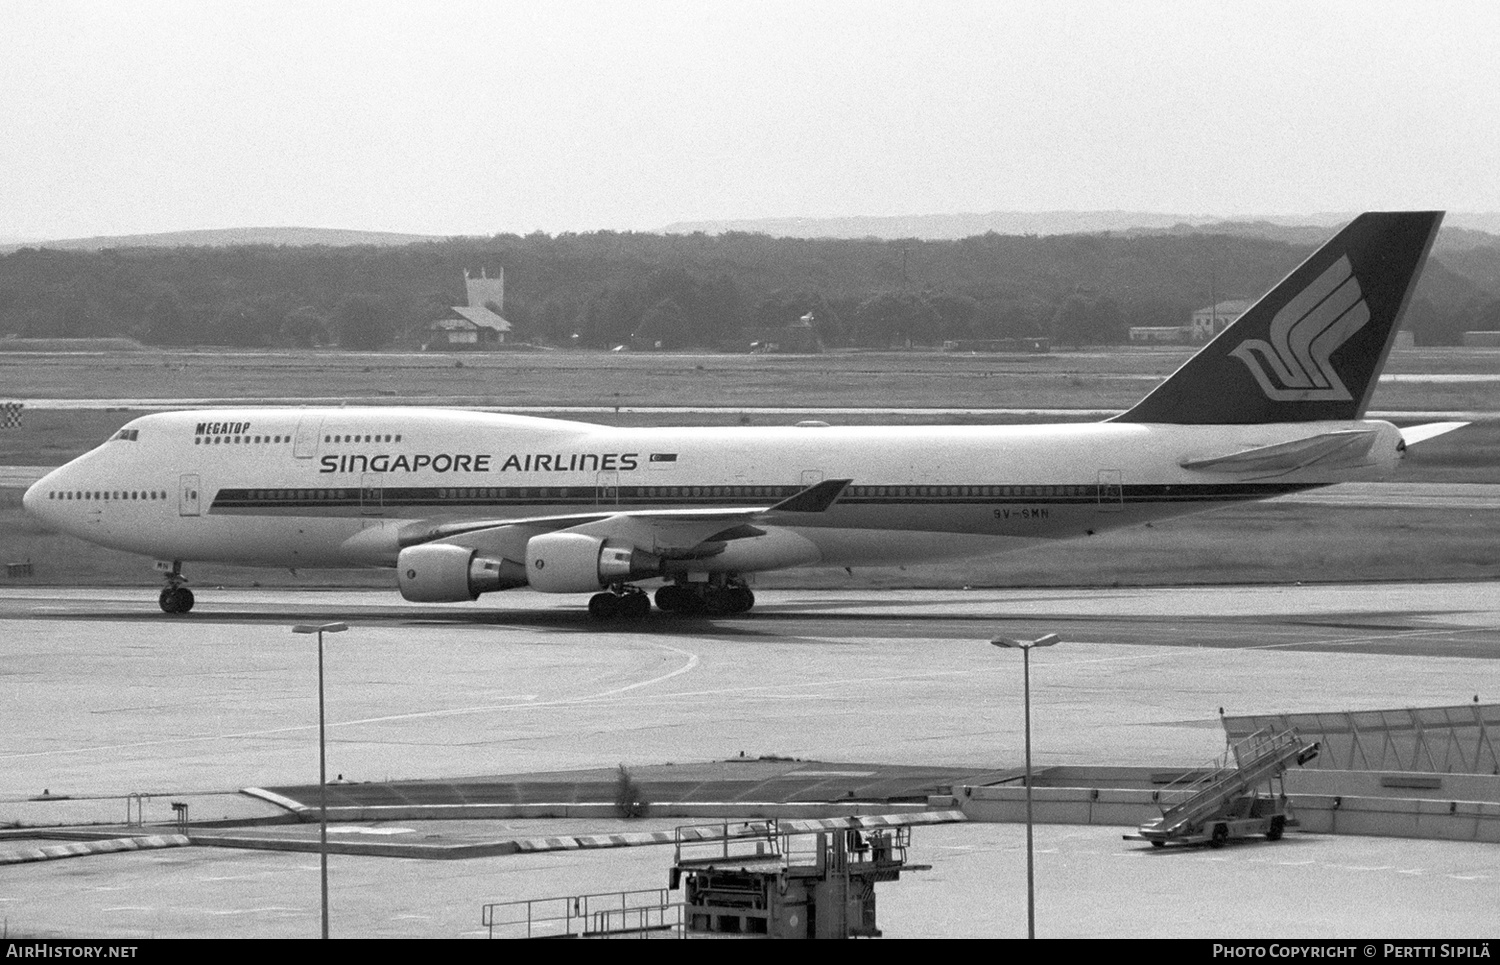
[482, 888, 682, 939]
[126, 793, 150, 827]
[674, 819, 784, 868]
[1155, 729, 1306, 829]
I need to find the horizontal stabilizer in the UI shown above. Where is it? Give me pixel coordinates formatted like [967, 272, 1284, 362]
[1180, 429, 1379, 476]
[1399, 421, 1468, 447]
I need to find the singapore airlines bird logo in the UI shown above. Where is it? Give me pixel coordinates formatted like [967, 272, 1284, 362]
[1230, 255, 1369, 402]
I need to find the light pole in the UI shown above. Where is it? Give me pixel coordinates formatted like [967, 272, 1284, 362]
[989, 632, 1060, 940]
[293, 621, 348, 939]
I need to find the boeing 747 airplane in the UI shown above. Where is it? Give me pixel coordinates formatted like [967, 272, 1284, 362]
[23, 211, 1464, 620]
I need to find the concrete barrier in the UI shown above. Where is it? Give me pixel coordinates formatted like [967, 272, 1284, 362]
[240, 786, 951, 824]
[953, 784, 1161, 826]
[0, 834, 190, 865]
[1295, 794, 1500, 843]
[1287, 769, 1500, 802]
[952, 783, 1500, 843]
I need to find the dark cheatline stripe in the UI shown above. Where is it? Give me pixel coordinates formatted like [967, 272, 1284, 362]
[208, 482, 1321, 514]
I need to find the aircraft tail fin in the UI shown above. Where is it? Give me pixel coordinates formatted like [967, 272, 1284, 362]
[1113, 211, 1443, 425]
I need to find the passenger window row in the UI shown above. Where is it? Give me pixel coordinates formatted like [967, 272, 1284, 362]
[46, 490, 168, 501]
[846, 484, 1093, 498]
[194, 435, 290, 445]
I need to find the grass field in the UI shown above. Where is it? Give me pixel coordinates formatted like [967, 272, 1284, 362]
[4, 344, 1500, 409]
[1, 346, 1496, 593]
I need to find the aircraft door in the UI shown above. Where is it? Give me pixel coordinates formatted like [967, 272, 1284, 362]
[293, 414, 322, 459]
[360, 472, 384, 516]
[1097, 469, 1123, 512]
[596, 470, 620, 507]
[179, 474, 201, 517]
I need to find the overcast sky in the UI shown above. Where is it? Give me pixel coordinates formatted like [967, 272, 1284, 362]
[3, 0, 1498, 239]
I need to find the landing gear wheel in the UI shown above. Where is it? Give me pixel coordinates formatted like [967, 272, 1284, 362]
[588, 593, 619, 620]
[622, 592, 650, 620]
[655, 585, 687, 613]
[704, 585, 755, 616]
[1209, 824, 1229, 849]
[656, 584, 705, 615]
[1266, 815, 1286, 841]
[703, 587, 734, 616]
[589, 591, 650, 621]
[159, 587, 194, 614]
[1150, 839, 1165, 849]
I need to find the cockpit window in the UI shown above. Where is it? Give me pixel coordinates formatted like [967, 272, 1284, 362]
[111, 429, 140, 442]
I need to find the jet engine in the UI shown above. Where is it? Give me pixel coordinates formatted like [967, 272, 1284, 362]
[396, 543, 526, 602]
[525, 532, 662, 593]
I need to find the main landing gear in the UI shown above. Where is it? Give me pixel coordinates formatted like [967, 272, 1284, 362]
[587, 586, 651, 620]
[657, 582, 756, 618]
[586, 579, 757, 621]
[157, 561, 195, 614]
[655, 579, 755, 617]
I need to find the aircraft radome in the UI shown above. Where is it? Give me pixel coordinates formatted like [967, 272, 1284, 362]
[24, 212, 1465, 621]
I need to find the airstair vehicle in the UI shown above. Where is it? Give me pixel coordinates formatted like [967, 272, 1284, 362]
[1127, 729, 1320, 849]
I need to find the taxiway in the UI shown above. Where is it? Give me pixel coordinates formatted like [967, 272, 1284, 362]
[2, 583, 1498, 938]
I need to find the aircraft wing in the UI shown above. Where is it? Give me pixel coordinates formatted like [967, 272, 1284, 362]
[400, 478, 852, 555]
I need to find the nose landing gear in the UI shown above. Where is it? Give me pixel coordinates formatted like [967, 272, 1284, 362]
[157, 561, 195, 613]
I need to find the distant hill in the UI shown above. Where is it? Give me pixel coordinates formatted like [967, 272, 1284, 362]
[662, 209, 1500, 244]
[1120, 219, 1500, 253]
[0, 226, 450, 253]
[661, 210, 1249, 239]
[658, 210, 1500, 297]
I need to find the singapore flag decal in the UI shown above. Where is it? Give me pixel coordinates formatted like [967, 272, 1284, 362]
[1229, 255, 1370, 402]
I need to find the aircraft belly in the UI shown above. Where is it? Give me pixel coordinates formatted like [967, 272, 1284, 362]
[790, 498, 1255, 567]
[814, 503, 1089, 538]
[123, 517, 367, 567]
[793, 528, 1045, 566]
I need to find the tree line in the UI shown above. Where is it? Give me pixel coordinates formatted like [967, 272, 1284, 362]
[1, 229, 1496, 350]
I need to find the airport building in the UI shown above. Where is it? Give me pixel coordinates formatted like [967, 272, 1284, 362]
[1128, 298, 1252, 344]
[1189, 298, 1252, 341]
[423, 269, 512, 349]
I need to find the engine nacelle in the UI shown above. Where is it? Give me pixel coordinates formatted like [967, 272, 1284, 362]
[525, 532, 662, 594]
[397, 543, 526, 602]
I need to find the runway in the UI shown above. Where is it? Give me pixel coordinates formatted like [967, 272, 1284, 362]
[3, 583, 1499, 938]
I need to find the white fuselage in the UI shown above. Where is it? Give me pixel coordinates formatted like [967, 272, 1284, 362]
[23, 407, 1406, 582]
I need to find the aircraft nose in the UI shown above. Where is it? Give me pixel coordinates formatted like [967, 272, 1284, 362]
[23, 466, 63, 524]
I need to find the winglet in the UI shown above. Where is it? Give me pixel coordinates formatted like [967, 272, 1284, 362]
[768, 478, 852, 513]
[1113, 211, 1444, 425]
